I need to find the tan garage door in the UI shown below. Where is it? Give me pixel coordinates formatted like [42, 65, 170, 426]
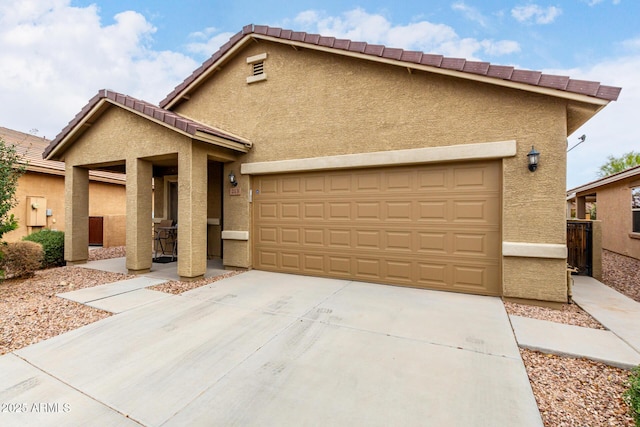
[252, 160, 501, 296]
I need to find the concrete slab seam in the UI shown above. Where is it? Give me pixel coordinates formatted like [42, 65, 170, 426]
[307, 317, 524, 361]
[161, 314, 305, 425]
[10, 353, 144, 426]
[572, 300, 640, 354]
[516, 343, 638, 370]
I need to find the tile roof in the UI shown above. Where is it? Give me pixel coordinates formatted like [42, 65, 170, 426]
[160, 24, 621, 109]
[44, 90, 251, 159]
[567, 164, 640, 195]
[0, 126, 125, 184]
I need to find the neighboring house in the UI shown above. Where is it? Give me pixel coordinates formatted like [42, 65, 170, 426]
[567, 165, 640, 260]
[0, 126, 127, 247]
[43, 24, 620, 304]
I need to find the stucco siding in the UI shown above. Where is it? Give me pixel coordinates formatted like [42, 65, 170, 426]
[598, 184, 640, 259]
[61, 107, 192, 167]
[3, 171, 126, 245]
[175, 40, 569, 301]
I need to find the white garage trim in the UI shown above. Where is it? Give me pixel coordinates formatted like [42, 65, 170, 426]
[502, 242, 567, 259]
[241, 140, 516, 175]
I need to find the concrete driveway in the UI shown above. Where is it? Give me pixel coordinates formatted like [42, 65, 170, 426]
[1, 271, 542, 426]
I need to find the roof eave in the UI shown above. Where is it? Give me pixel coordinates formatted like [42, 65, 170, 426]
[44, 98, 109, 161]
[161, 31, 615, 111]
[163, 34, 255, 110]
[46, 97, 252, 161]
[253, 34, 613, 107]
[568, 165, 640, 194]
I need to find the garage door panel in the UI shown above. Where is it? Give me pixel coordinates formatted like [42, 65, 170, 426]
[304, 176, 326, 192]
[355, 202, 381, 220]
[303, 229, 324, 246]
[258, 251, 278, 268]
[386, 201, 413, 221]
[328, 229, 351, 247]
[328, 257, 351, 275]
[417, 262, 449, 287]
[303, 254, 325, 272]
[281, 203, 301, 219]
[328, 202, 351, 219]
[418, 169, 447, 189]
[259, 177, 279, 194]
[386, 231, 413, 251]
[303, 203, 325, 219]
[259, 227, 278, 244]
[253, 160, 501, 296]
[280, 228, 301, 245]
[258, 202, 278, 219]
[329, 175, 351, 192]
[356, 258, 381, 278]
[418, 201, 448, 221]
[355, 230, 381, 250]
[356, 173, 381, 191]
[418, 232, 448, 253]
[384, 260, 413, 280]
[385, 171, 412, 191]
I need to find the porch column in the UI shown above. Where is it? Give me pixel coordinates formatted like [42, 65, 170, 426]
[577, 195, 587, 219]
[126, 158, 153, 274]
[64, 165, 89, 265]
[177, 146, 208, 280]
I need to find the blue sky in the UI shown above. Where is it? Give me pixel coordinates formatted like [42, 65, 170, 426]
[0, 0, 637, 188]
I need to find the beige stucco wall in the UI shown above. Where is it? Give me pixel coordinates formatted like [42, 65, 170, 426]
[596, 184, 640, 259]
[3, 170, 126, 245]
[59, 106, 235, 277]
[174, 40, 571, 301]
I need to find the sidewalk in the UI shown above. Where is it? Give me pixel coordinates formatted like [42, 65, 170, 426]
[57, 257, 229, 314]
[510, 275, 640, 369]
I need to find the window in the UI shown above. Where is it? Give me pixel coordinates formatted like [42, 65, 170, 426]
[632, 187, 640, 233]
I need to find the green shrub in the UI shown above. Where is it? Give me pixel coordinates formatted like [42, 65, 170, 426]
[23, 229, 65, 268]
[626, 365, 640, 426]
[0, 241, 43, 279]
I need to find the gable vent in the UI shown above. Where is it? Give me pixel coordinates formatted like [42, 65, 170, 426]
[253, 61, 264, 76]
[246, 52, 268, 84]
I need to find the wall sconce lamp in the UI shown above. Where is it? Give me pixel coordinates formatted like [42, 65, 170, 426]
[229, 171, 238, 187]
[527, 146, 540, 172]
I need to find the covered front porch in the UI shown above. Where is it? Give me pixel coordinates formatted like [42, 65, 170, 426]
[43, 90, 252, 281]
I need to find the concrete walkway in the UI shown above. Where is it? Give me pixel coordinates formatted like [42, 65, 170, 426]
[56, 257, 230, 313]
[510, 275, 640, 369]
[0, 271, 543, 427]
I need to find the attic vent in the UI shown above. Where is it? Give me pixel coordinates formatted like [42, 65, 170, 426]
[246, 53, 268, 84]
[253, 61, 264, 76]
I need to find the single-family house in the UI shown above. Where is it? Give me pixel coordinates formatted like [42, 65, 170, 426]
[567, 165, 640, 260]
[43, 24, 620, 304]
[0, 126, 127, 246]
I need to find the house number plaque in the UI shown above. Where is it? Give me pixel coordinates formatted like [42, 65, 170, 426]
[229, 187, 241, 196]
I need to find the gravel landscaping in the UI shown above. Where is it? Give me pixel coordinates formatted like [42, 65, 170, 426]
[1, 246, 637, 425]
[0, 265, 127, 355]
[603, 249, 640, 303]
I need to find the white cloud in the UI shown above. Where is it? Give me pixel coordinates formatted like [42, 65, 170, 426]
[186, 27, 235, 57]
[582, 0, 621, 5]
[293, 8, 519, 59]
[511, 4, 562, 24]
[0, 0, 198, 138]
[451, 2, 488, 27]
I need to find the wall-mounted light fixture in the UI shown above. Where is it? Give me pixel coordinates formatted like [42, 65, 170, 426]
[229, 171, 238, 187]
[527, 146, 540, 172]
